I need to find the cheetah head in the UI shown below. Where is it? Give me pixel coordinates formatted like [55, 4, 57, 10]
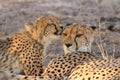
[25, 16, 63, 45]
[61, 23, 97, 54]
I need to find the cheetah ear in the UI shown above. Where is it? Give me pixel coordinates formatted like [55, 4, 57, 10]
[24, 23, 33, 33]
[89, 26, 99, 36]
[89, 26, 97, 30]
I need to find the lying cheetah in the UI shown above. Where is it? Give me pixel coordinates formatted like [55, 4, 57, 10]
[0, 16, 63, 76]
[4, 52, 96, 80]
[3, 58, 120, 80]
[68, 58, 120, 80]
[61, 23, 97, 54]
[42, 52, 97, 80]
[4, 23, 98, 80]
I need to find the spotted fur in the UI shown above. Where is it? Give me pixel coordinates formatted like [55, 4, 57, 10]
[68, 58, 120, 80]
[0, 16, 62, 76]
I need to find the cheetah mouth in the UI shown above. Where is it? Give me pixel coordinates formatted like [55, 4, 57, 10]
[77, 47, 91, 53]
[66, 46, 91, 53]
[65, 48, 75, 53]
[65, 46, 90, 53]
[66, 49, 82, 53]
[68, 49, 90, 53]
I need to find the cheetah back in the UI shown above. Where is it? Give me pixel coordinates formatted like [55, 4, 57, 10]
[0, 38, 23, 74]
[42, 52, 96, 79]
[68, 58, 120, 80]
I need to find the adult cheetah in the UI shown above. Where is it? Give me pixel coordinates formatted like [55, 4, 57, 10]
[61, 23, 97, 54]
[7, 58, 120, 80]
[3, 52, 96, 80]
[68, 58, 120, 80]
[0, 16, 63, 76]
[4, 23, 98, 80]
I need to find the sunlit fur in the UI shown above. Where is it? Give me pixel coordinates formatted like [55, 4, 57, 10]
[61, 23, 96, 54]
[1, 52, 96, 80]
[25, 16, 62, 46]
[0, 16, 62, 76]
[69, 58, 120, 80]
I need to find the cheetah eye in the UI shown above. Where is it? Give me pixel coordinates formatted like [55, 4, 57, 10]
[76, 34, 83, 37]
[48, 23, 56, 27]
[48, 23, 58, 31]
[62, 33, 67, 36]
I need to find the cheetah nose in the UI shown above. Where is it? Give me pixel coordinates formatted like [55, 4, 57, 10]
[65, 43, 72, 48]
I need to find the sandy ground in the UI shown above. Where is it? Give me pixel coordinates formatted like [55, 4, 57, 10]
[0, 0, 120, 66]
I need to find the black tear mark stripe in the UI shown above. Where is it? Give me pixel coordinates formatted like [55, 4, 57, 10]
[43, 23, 58, 35]
[74, 30, 78, 51]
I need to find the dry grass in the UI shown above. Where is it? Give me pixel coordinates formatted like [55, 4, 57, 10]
[95, 19, 117, 62]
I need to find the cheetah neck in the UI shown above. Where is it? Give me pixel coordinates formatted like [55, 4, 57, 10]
[42, 38, 53, 55]
[41, 35, 60, 54]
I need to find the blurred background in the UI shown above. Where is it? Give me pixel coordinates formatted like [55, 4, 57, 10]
[0, 0, 120, 66]
[0, 0, 120, 34]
